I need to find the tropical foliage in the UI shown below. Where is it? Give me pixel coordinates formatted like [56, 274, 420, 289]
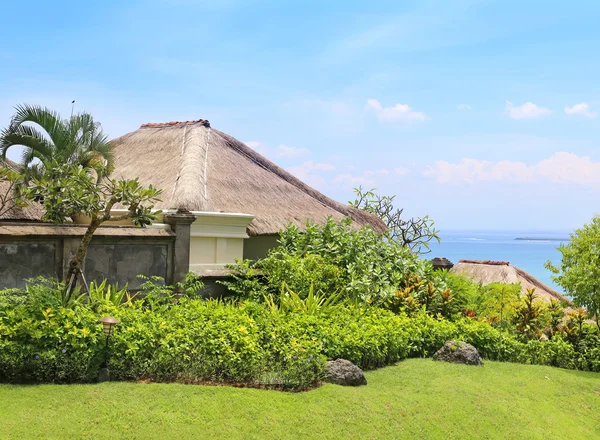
[2, 276, 600, 391]
[21, 161, 161, 289]
[222, 217, 444, 304]
[546, 215, 600, 331]
[0, 104, 112, 177]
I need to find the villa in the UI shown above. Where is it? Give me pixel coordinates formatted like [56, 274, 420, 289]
[0, 120, 384, 289]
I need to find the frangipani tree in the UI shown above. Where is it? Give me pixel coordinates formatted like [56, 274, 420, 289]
[24, 161, 162, 293]
[0, 104, 112, 178]
[350, 187, 440, 254]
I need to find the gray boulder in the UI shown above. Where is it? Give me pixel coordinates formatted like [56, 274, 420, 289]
[325, 359, 367, 386]
[433, 341, 483, 366]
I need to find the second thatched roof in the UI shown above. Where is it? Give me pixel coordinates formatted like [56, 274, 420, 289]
[0, 159, 44, 221]
[451, 259, 568, 302]
[110, 120, 386, 235]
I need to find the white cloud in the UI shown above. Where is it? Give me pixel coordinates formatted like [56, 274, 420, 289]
[423, 152, 600, 186]
[277, 144, 310, 158]
[457, 104, 472, 111]
[366, 99, 428, 123]
[333, 167, 408, 188]
[244, 142, 311, 159]
[564, 103, 597, 119]
[287, 161, 335, 187]
[333, 172, 377, 187]
[505, 101, 551, 119]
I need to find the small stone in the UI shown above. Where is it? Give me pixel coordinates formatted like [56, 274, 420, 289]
[433, 341, 483, 366]
[98, 368, 110, 382]
[325, 359, 367, 386]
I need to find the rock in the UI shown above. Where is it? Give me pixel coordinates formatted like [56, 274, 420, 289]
[325, 359, 367, 386]
[433, 341, 483, 366]
[98, 367, 110, 382]
[431, 257, 454, 271]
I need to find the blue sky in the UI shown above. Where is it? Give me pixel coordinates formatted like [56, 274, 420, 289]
[1, 0, 599, 231]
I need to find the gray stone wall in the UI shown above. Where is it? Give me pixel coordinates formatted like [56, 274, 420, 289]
[0, 242, 59, 289]
[85, 242, 169, 289]
[0, 235, 173, 291]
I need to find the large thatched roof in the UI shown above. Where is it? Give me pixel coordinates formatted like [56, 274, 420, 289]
[451, 259, 568, 302]
[110, 120, 386, 235]
[0, 159, 43, 221]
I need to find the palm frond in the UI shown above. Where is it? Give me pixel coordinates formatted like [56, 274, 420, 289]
[0, 131, 55, 162]
[3, 104, 111, 174]
[9, 104, 65, 141]
[20, 147, 41, 167]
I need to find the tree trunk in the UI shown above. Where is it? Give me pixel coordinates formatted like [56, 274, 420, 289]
[65, 219, 101, 283]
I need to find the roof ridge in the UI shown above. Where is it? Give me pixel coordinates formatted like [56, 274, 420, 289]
[513, 266, 567, 302]
[141, 119, 210, 129]
[212, 129, 386, 232]
[169, 124, 209, 211]
[459, 259, 510, 266]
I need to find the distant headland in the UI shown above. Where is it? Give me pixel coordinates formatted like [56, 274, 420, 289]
[515, 237, 569, 242]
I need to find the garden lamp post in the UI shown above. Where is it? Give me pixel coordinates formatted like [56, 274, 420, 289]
[98, 316, 119, 382]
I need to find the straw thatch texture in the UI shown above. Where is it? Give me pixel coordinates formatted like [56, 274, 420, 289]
[110, 120, 386, 235]
[0, 160, 43, 221]
[451, 259, 568, 302]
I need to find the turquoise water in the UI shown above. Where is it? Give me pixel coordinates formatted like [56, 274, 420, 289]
[428, 231, 569, 294]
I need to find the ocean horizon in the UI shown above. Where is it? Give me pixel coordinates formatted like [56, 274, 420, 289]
[428, 230, 569, 294]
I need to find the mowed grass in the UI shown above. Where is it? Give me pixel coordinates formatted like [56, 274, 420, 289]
[1, 359, 599, 440]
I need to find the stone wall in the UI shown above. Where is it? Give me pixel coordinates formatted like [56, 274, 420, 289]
[85, 242, 170, 289]
[0, 223, 179, 290]
[0, 241, 60, 289]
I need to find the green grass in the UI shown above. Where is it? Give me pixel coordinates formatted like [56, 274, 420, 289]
[1, 359, 599, 440]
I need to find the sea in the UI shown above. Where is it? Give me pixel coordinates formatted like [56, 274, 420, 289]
[428, 230, 570, 294]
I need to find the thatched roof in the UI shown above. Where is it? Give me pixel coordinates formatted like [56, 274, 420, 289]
[0, 160, 44, 221]
[451, 259, 568, 302]
[110, 120, 386, 235]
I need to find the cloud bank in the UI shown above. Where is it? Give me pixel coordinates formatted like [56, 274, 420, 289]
[424, 152, 600, 186]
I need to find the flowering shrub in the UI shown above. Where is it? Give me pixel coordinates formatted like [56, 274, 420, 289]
[2, 279, 600, 390]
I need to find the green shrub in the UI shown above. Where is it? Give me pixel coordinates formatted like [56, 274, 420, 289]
[1, 277, 598, 390]
[224, 218, 445, 306]
[260, 254, 343, 298]
[0, 304, 103, 382]
[439, 272, 482, 315]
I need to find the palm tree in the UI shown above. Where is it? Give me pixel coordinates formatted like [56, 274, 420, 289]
[0, 104, 112, 177]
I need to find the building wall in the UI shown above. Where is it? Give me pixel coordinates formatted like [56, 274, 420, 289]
[0, 212, 269, 293]
[243, 235, 279, 260]
[190, 236, 244, 268]
[0, 231, 174, 290]
[188, 212, 253, 273]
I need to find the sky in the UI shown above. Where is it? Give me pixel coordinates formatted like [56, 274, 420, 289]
[1, 0, 599, 232]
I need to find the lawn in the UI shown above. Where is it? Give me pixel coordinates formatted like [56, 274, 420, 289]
[0, 359, 599, 440]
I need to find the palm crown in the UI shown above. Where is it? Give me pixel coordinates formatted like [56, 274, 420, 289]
[0, 104, 112, 176]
